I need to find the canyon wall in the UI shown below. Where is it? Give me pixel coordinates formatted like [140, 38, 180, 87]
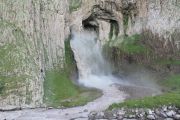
[0, 0, 180, 108]
[0, 0, 69, 108]
[72, 0, 180, 48]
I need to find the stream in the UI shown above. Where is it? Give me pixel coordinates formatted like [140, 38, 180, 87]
[0, 85, 126, 120]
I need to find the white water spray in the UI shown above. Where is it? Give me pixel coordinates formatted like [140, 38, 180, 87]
[70, 31, 119, 89]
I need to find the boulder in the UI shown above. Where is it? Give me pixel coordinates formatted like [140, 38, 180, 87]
[147, 114, 156, 120]
[166, 110, 176, 117]
[174, 114, 180, 120]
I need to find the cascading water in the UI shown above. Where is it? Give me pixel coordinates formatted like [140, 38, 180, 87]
[70, 30, 119, 89]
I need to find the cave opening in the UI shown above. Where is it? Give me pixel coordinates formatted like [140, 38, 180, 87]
[109, 20, 119, 39]
[82, 16, 99, 34]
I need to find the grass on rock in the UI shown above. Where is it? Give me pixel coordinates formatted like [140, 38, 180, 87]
[154, 59, 180, 65]
[69, 0, 81, 12]
[119, 34, 147, 54]
[109, 91, 180, 109]
[44, 70, 101, 108]
[108, 34, 147, 55]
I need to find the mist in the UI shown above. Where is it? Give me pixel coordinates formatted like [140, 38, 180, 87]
[70, 30, 162, 97]
[70, 30, 120, 89]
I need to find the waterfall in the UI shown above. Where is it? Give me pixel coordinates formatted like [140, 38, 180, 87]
[70, 31, 118, 89]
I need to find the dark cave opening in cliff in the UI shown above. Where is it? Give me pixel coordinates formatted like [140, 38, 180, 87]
[82, 17, 99, 34]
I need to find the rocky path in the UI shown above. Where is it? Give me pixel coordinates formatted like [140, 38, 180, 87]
[0, 85, 126, 120]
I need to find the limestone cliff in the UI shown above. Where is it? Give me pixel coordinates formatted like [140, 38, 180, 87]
[71, 0, 180, 48]
[0, 0, 180, 108]
[0, 0, 69, 108]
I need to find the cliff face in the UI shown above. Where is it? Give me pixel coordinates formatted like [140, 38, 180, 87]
[0, 0, 180, 108]
[71, 0, 180, 48]
[0, 0, 69, 108]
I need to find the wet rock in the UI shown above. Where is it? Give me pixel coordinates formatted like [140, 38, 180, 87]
[168, 106, 173, 110]
[88, 111, 97, 120]
[178, 110, 180, 114]
[147, 114, 156, 120]
[98, 119, 108, 120]
[128, 115, 136, 118]
[117, 116, 123, 120]
[162, 106, 168, 112]
[155, 109, 160, 115]
[104, 111, 114, 119]
[159, 112, 168, 118]
[174, 114, 180, 120]
[83, 109, 88, 112]
[113, 113, 117, 118]
[47, 107, 53, 109]
[164, 118, 174, 120]
[138, 113, 145, 118]
[166, 110, 176, 117]
[117, 110, 126, 116]
[146, 109, 154, 115]
[96, 112, 105, 119]
[123, 118, 137, 120]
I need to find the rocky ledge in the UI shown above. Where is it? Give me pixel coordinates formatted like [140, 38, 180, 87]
[88, 106, 180, 120]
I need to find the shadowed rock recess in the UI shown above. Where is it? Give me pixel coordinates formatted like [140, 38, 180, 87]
[0, 0, 180, 114]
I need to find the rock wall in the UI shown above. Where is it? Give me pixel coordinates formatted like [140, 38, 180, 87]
[0, 0, 69, 108]
[128, 0, 180, 48]
[70, 0, 180, 48]
[0, 0, 180, 108]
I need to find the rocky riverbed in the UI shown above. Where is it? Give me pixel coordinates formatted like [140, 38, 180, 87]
[89, 106, 180, 120]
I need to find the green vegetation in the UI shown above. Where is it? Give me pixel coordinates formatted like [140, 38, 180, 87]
[109, 91, 180, 109]
[0, 81, 5, 94]
[123, 14, 129, 34]
[44, 70, 78, 106]
[0, 20, 31, 97]
[160, 74, 180, 91]
[44, 38, 101, 107]
[119, 34, 147, 54]
[44, 69, 101, 108]
[123, 15, 129, 28]
[69, 0, 82, 12]
[105, 24, 180, 110]
[154, 58, 180, 65]
[108, 34, 147, 55]
[64, 37, 76, 73]
[109, 74, 180, 109]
